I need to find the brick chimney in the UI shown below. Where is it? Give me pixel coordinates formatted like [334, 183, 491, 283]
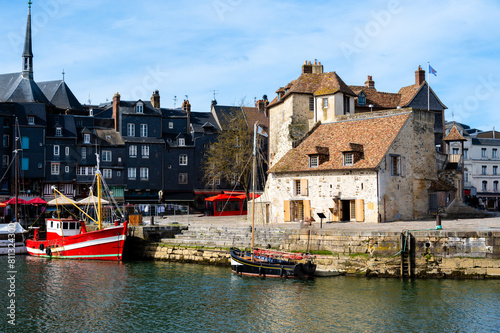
[256, 94, 269, 114]
[112, 92, 120, 132]
[415, 66, 425, 86]
[365, 75, 375, 89]
[182, 99, 191, 130]
[302, 60, 313, 74]
[150, 90, 160, 108]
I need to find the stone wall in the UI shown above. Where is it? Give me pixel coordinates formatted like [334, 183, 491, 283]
[128, 227, 500, 279]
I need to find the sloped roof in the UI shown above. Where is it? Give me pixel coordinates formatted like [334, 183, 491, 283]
[0, 72, 50, 104]
[46, 114, 77, 137]
[269, 72, 356, 106]
[38, 80, 83, 111]
[444, 124, 466, 142]
[212, 105, 245, 130]
[190, 111, 221, 133]
[349, 86, 401, 108]
[242, 106, 268, 130]
[270, 112, 411, 173]
[95, 129, 125, 146]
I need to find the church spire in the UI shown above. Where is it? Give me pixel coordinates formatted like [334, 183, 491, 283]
[22, 1, 34, 79]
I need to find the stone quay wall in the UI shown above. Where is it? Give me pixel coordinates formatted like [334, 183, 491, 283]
[126, 225, 500, 279]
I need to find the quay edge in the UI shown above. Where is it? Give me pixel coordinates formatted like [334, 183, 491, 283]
[124, 224, 500, 279]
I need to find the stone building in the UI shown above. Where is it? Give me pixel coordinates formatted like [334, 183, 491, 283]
[267, 61, 447, 168]
[253, 108, 438, 223]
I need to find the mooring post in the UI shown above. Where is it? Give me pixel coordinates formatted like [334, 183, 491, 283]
[436, 214, 442, 230]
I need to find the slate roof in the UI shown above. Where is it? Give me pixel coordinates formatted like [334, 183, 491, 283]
[471, 138, 500, 146]
[0, 102, 47, 126]
[270, 112, 411, 173]
[0, 72, 50, 104]
[190, 111, 220, 133]
[46, 114, 77, 137]
[269, 72, 356, 107]
[38, 80, 83, 111]
[212, 105, 246, 130]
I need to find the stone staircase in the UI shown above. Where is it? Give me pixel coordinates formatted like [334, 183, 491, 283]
[161, 224, 298, 249]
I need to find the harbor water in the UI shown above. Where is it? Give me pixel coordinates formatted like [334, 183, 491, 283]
[1, 256, 499, 332]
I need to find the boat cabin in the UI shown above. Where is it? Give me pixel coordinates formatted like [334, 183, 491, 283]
[46, 219, 82, 240]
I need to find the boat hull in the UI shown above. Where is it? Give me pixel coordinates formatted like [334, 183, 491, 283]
[26, 223, 128, 261]
[230, 248, 316, 278]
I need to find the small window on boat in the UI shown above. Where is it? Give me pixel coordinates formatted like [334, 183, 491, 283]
[56, 223, 59, 229]
[50, 221, 53, 228]
[63, 222, 68, 229]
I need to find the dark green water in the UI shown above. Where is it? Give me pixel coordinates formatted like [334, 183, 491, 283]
[1, 256, 499, 333]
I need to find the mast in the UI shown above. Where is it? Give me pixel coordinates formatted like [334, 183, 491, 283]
[96, 153, 102, 230]
[14, 118, 19, 225]
[251, 122, 257, 261]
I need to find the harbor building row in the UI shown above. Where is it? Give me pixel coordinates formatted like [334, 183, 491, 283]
[0, 4, 269, 209]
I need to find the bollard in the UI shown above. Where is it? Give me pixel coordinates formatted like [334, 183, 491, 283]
[435, 214, 442, 230]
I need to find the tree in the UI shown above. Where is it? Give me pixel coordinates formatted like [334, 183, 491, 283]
[202, 113, 254, 197]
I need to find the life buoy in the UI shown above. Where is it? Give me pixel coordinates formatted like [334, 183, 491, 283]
[39, 243, 44, 251]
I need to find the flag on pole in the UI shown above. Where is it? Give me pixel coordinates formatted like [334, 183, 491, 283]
[429, 64, 437, 76]
[257, 125, 268, 137]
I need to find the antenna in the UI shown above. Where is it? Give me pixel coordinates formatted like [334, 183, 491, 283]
[210, 90, 219, 100]
[185, 95, 188, 100]
[88, 93, 91, 105]
[62, 69, 65, 82]
[173, 95, 177, 108]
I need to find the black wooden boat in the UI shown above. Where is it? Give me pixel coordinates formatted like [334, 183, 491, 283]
[230, 248, 316, 278]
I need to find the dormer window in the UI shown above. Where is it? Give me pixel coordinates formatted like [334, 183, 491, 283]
[307, 146, 329, 168]
[28, 116, 35, 125]
[341, 143, 363, 166]
[55, 127, 62, 137]
[343, 153, 353, 166]
[358, 92, 366, 106]
[179, 138, 185, 146]
[136, 102, 144, 114]
[309, 155, 319, 167]
[84, 134, 90, 144]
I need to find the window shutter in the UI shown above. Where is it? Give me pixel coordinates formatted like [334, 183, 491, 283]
[300, 179, 308, 196]
[303, 200, 311, 220]
[283, 200, 291, 222]
[401, 156, 406, 177]
[355, 199, 364, 222]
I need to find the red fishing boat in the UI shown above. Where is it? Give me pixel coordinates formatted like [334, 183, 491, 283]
[26, 157, 128, 261]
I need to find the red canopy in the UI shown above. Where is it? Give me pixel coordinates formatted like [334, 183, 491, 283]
[3, 198, 28, 205]
[27, 197, 47, 205]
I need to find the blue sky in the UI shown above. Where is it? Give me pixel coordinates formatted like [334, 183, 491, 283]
[1, 0, 500, 131]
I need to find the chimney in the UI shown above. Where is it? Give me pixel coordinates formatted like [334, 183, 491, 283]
[312, 60, 323, 74]
[302, 60, 313, 74]
[112, 92, 120, 132]
[182, 100, 191, 130]
[365, 75, 375, 89]
[151, 90, 160, 108]
[415, 66, 425, 86]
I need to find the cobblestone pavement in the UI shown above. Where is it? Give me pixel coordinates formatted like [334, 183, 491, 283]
[147, 214, 500, 232]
